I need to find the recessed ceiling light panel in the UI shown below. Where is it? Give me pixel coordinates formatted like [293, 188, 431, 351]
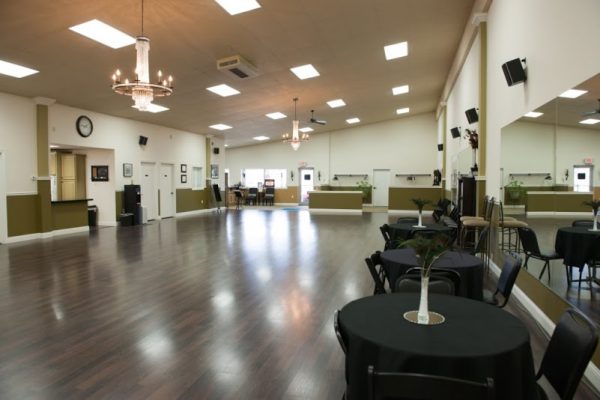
[396, 107, 410, 115]
[0, 59, 38, 78]
[299, 127, 313, 133]
[346, 117, 360, 124]
[69, 19, 135, 49]
[132, 104, 169, 113]
[559, 89, 587, 98]
[524, 111, 543, 118]
[206, 84, 240, 97]
[253, 136, 269, 141]
[327, 99, 346, 108]
[384, 41, 408, 60]
[579, 118, 600, 125]
[392, 85, 410, 95]
[209, 124, 232, 130]
[214, 0, 261, 15]
[290, 64, 320, 80]
[266, 112, 286, 120]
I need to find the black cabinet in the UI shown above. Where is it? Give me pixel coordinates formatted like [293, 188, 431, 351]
[123, 185, 141, 225]
[458, 176, 476, 217]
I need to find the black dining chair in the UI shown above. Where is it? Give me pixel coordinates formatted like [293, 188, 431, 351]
[333, 309, 349, 399]
[379, 224, 393, 250]
[365, 252, 387, 295]
[263, 187, 275, 206]
[408, 228, 441, 240]
[571, 220, 594, 228]
[396, 217, 419, 224]
[518, 227, 563, 282]
[394, 273, 456, 296]
[535, 308, 598, 400]
[234, 190, 244, 209]
[246, 187, 258, 205]
[367, 366, 495, 400]
[405, 266, 461, 296]
[483, 251, 522, 308]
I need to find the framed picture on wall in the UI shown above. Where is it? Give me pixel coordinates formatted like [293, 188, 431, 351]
[91, 165, 109, 181]
[181, 174, 187, 183]
[211, 164, 219, 179]
[181, 164, 187, 173]
[123, 163, 133, 177]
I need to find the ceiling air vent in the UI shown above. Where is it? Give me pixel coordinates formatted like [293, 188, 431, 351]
[216, 55, 259, 79]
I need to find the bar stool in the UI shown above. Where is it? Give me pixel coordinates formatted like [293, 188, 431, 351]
[499, 201, 528, 252]
[460, 197, 494, 249]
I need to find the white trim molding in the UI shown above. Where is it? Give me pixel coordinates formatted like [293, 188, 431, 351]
[6, 226, 89, 243]
[176, 208, 217, 218]
[98, 221, 118, 227]
[7, 191, 38, 196]
[309, 208, 362, 215]
[388, 210, 421, 216]
[526, 211, 591, 218]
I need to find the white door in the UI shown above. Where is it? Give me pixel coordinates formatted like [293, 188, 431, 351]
[159, 164, 175, 218]
[372, 169, 390, 207]
[573, 165, 593, 193]
[0, 151, 7, 243]
[299, 168, 314, 205]
[140, 162, 157, 220]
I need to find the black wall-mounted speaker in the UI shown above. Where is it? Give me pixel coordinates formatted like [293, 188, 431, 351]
[465, 108, 479, 124]
[450, 127, 461, 139]
[139, 135, 148, 146]
[502, 58, 527, 86]
[437, 144, 444, 151]
[213, 147, 220, 155]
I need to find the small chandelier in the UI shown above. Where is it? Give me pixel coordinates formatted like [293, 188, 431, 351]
[282, 97, 310, 151]
[111, 0, 173, 111]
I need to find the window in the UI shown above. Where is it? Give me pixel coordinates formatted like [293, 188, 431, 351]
[242, 168, 287, 188]
[192, 166, 204, 189]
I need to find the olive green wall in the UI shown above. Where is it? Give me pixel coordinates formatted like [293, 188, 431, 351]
[176, 188, 210, 213]
[115, 191, 123, 221]
[7, 194, 40, 236]
[51, 202, 88, 230]
[527, 192, 592, 212]
[476, 180, 486, 217]
[389, 187, 444, 210]
[318, 185, 371, 203]
[504, 185, 570, 206]
[308, 192, 362, 209]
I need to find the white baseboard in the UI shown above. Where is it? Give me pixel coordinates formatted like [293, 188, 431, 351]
[99, 221, 118, 227]
[309, 208, 362, 215]
[6, 226, 89, 243]
[5, 233, 42, 243]
[176, 208, 216, 218]
[526, 211, 591, 218]
[489, 261, 600, 393]
[388, 210, 421, 216]
[276, 203, 299, 206]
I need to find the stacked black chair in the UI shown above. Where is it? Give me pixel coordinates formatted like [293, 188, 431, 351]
[432, 198, 451, 222]
[405, 266, 461, 296]
[535, 308, 598, 400]
[483, 251, 522, 308]
[365, 252, 387, 295]
[518, 227, 563, 282]
[367, 366, 494, 400]
[379, 224, 393, 250]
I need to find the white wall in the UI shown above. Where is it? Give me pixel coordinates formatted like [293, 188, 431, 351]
[486, 0, 600, 197]
[225, 113, 438, 188]
[0, 93, 37, 194]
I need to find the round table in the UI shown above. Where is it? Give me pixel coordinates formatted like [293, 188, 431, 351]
[555, 226, 600, 268]
[388, 222, 453, 242]
[380, 249, 483, 299]
[339, 293, 538, 400]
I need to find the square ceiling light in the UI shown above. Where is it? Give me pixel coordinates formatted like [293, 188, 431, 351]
[346, 117, 360, 124]
[384, 41, 408, 60]
[206, 84, 240, 97]
[559, 89, 587, 98]
[266, 112, 286, 120]
[69, 19, 135, 49]
[290, 64, 320, 80]
[0, 59, 38, 78]
[524, 111, 543, 118]
[299, 127, 313, 133]
[209, 124, 232, 131]
[579, 118, 600, 125]
[132, 104, 169, 113]
[392, 85, 409, 95]
[327, 99, 346, 108]
[396, 107, 410, 115]
[253, 136, 269, 141]
[215, 0, 261, 15]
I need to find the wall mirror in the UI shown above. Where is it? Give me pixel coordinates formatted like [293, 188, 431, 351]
[500, 72, 600, 324]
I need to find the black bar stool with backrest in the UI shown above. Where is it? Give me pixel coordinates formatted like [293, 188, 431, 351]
[498, 201, 528, 252]
[460, 196, 494, 249]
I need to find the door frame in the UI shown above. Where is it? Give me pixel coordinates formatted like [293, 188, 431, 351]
[140, 161, 158, 220]
[372, 169, 391, 207]
[0, 150, 7, 243]
[298, 167, 315, 206]
[159, 163, 175, 218]
[573, 164, 594, 192]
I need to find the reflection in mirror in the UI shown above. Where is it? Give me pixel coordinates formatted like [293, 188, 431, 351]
[500, 72, 600, 325]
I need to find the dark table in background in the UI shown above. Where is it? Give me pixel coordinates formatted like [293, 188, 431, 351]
[339, 293, 539, 400]
[387, 222, 453, 242]
[380, 248, 483, 299]
[555, 226, 600, 284]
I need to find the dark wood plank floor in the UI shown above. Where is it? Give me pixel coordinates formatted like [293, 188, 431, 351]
[0, 209, 597, 399]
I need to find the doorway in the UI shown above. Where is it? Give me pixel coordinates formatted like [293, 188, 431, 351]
[159, 164, 175, 218]
[299, 168, 314, 205]
[141, 162, 157, 220]
[372, 169, 390, 207]
[573, 165, 594, 193]
[0, 151, 6, 243]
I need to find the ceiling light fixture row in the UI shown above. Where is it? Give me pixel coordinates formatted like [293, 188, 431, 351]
[111, 0, 174, 112]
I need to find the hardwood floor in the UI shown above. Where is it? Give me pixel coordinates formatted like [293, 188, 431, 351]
[0, 209, 597, 399]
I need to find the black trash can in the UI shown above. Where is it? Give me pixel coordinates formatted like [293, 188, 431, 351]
[88, 205, 98, 227]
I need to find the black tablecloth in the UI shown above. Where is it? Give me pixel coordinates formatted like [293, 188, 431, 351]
[555, 226, 600, 267]
[380, 249, 483, 300]
[339, 293, 538, 400]
[388, 222, 453, 242]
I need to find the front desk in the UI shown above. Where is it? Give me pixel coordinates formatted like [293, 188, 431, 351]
[526, 191, 593, 216]
[51, 198, 93, 230]
[308, 191, 363, 214]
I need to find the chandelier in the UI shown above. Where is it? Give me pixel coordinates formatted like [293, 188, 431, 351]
[111, 0, 173, 111]
[282, 97, 310, 151]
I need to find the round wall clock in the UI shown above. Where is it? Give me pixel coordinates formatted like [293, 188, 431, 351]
[76, 115, 93, 137]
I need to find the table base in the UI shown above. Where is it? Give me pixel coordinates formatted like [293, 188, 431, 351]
[403, 310, 446, 325]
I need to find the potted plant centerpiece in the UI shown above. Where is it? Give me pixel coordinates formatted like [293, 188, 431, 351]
[400, 235, 449, 324]
[583, 200, 600, 231]
[411, 198, 432, 228]
[505, 179, 524, 202]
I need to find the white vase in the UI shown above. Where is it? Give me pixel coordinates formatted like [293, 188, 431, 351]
[417, 274, 430, 324]
[593, 212, 598, 231]
[416, 211, 424, 227]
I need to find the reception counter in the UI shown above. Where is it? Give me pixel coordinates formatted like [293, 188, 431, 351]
[308, 191, 363, 214]
[526, 191, 593, 216]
